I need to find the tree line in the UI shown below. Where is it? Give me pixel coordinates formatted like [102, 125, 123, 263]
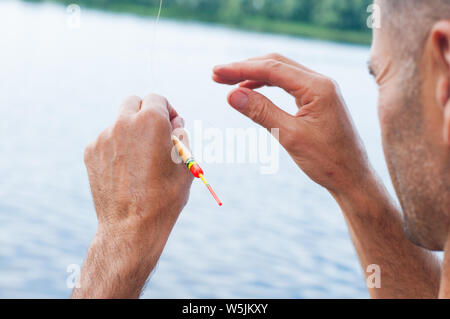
[42, 0, 374, 31]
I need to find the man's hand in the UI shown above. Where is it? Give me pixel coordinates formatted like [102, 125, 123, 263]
[72, 94, 193, 299]
[213, 54, 441, 298]
[213, 54, 371, 198]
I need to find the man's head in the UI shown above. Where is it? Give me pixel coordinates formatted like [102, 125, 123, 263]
[370, 0, 450, 250]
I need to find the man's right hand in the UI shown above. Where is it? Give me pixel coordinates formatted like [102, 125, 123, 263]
[213, 53, 372, 198]
[73, 94, 193, 299]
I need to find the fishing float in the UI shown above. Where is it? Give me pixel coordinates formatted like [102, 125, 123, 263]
[172, 135, 222, 207]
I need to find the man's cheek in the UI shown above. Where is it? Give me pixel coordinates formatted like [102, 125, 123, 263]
[377, 98, 393, 139]
[377, 88, 403, 140]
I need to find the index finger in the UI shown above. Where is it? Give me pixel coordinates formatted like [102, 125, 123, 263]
[141, 93, 179, 121]
[213, 60, 315, 94]
[246, 53, 315, 73]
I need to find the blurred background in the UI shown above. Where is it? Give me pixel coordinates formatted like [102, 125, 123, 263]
[24, 0, 373, 44]
[0, 0, 390, 298]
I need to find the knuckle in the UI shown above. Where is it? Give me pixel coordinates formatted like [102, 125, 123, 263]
[158, 95, 169, 105]
[97, 127, 112, 146]
[84, 142, 95, 164]
[125, 95, 141, 103]
[138, 107, 166, 124]
[266, 52, 284, 61]
[248, 100, 269, 125]
[144, 93, 167, 105]
[265, 58, 283, 70]
[111, 118, 128, 136]
[122, 95, 141, 109]
[320, 77, 338, 94]
[144, 93, 159, 100]
[129, 94, 141, 101]
[265, 59, 284, 83]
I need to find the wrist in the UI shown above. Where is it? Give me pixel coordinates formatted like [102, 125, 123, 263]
[96, 200, 181, 253]
[74, 230, 160, 299]
[76, 196, 184, 298]
[96, 217, 166, 265]
[329, 169, 393, 218]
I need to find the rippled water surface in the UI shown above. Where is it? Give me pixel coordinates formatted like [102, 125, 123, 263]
[0, 0, 391, 298]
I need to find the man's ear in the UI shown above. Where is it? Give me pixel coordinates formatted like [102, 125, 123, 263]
[431, 21, 450, 146]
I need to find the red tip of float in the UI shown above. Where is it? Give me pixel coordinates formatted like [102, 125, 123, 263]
[207, 184, 223, 207]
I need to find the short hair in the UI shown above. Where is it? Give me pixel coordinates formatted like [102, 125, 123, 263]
[380, 0, 450, 59]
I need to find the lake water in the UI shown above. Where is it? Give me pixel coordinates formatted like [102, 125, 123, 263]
[0, 0, 390, 298]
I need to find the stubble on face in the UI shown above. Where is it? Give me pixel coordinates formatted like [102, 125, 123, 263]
[382, 63, 449, 251]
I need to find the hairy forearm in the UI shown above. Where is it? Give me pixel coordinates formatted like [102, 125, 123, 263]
[71, 231, 160, 299]
[331, 174, 441, 299]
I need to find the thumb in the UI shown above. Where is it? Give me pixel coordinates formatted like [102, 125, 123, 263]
[172, 126, 191, 153]
[228, 88, 293, 132]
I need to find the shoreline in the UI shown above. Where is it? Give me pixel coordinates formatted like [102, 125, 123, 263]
[24, 0, 372, 45]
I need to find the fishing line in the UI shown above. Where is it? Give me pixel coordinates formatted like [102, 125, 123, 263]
[155, 0, 163, 25]
[149, 1, 223, 206]
[148, 0, 163, 91]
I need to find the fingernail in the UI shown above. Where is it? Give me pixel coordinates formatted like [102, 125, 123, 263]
[230, 90, 249, 110]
